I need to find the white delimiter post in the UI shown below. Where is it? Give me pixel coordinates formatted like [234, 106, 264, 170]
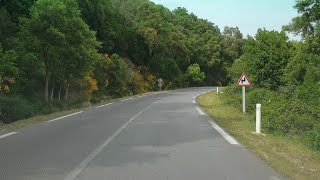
[217, 87, 219, 94]
[256, 104, 262, 134]
[242, 86, 246, 113]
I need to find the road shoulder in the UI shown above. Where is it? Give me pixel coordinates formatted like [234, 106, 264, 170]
[197, 91, 320, 180]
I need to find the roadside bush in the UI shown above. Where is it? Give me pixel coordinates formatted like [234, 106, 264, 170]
[223, 87, 317, 135]
[107, 54, 131, 97]
[129, 69, 146, 95]
[246, 88, 275, 112]
[304, 128, 320, 151]
[0, 96, 37, 123]
[222, 86, 242, 105]
[40, 101, 65, 115]
[263, 97, 316, 135]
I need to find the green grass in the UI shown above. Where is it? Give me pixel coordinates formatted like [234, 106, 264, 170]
[197, 91, 320, 180]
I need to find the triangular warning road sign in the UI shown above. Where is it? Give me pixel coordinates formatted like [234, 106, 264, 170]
[237, 73, 252, 86]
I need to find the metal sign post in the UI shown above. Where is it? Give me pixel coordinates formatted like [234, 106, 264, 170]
[237, 73, 252, 113]
[242, 86, 246, 113]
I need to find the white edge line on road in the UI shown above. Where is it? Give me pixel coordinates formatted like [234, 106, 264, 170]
[121, 98, 133, 102]
[64, 100, 159, 180]
[94, 103, 113, 109]
[193, 100, 196, 104]
[196, 107, 205, 115]
[193, 88, 216, 99]
[0, 132, 18, 139]
[209, 121, 239, 145]
[47, 111, 84, 123]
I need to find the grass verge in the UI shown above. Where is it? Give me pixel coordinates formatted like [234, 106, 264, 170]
[197, 91, 320, 180]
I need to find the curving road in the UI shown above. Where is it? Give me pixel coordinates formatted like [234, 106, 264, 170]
[0, 88, 281, 180]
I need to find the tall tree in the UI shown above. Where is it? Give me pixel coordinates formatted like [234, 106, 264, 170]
[77, 0, 118, 53]
[19, 0, 100, 101]
[243, 29, 291, 90]
[0, 0, 36, 23]
[222, 26, 244, 65]
[0, 9, 17, 48]
[283, 0, 320, 37]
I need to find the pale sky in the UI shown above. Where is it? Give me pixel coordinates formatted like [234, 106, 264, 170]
[151, 0, 298, 37]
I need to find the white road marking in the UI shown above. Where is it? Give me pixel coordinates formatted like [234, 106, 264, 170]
[47, 111, 83, 123]
[209, 121, 239, 145]
[94, 103, 113, 109]
[193, 89, 216, 99]
[121, 98, 133, 102]
[0, 132, 18, 139]
[64, 100, 159, 180]
[193, 100, 196, 104]
[196, 107, 205, 115]
[155, 99, 162, 103]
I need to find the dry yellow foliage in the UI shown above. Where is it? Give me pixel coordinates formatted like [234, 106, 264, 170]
[3, 85, 10, 92]
[83, 75, 98, 102]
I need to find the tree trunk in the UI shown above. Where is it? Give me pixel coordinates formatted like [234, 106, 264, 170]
[58, 83, 62, 101]
[44, 70, 50, 102]
[65, 81, 69, 100]
[43, 45, 50, 102]
[50, 80, 55, 101]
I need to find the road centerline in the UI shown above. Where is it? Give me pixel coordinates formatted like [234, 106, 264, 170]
[64, 99, 161, 180]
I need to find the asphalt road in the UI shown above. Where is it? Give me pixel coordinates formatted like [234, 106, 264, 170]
[0, 88, 282, 180]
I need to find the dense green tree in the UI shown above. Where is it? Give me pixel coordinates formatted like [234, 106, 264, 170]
[19, 0, 100, 101]
[283, 0, 320, 37]
[0, 0, 36, 23]
[186, 64, 205, 86]
[149, 56, 182, 82]
[243, 29, 291, 90]
[77, 0, 119, 53]
[107, 54, 131, 97]
[0, 9, 17, 48]
[222, 26, 244, 65]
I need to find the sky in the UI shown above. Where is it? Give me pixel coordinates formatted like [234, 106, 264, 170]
[151, 0, 298, 37]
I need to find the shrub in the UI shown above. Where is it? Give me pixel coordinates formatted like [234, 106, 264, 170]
[129, 69, 146, 95]
[246, 88, 275, 112]
[0, 96, 37, 123]
[305, 128, 320, 151]
[262, 95, 315, 135]
[222, 86, 242, 105]
[223, 87, 317, 136]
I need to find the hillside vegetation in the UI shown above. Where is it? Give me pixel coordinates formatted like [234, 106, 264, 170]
[226, 0, 320, 151]
[0, 0, 243, 123]
[0, 0, 319, 153]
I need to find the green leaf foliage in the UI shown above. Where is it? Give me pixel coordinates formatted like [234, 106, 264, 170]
[242, 29, 291, 90]
[186, 64, 205, 86]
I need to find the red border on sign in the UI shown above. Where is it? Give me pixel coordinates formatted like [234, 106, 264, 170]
[237, 73, 252, 86]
